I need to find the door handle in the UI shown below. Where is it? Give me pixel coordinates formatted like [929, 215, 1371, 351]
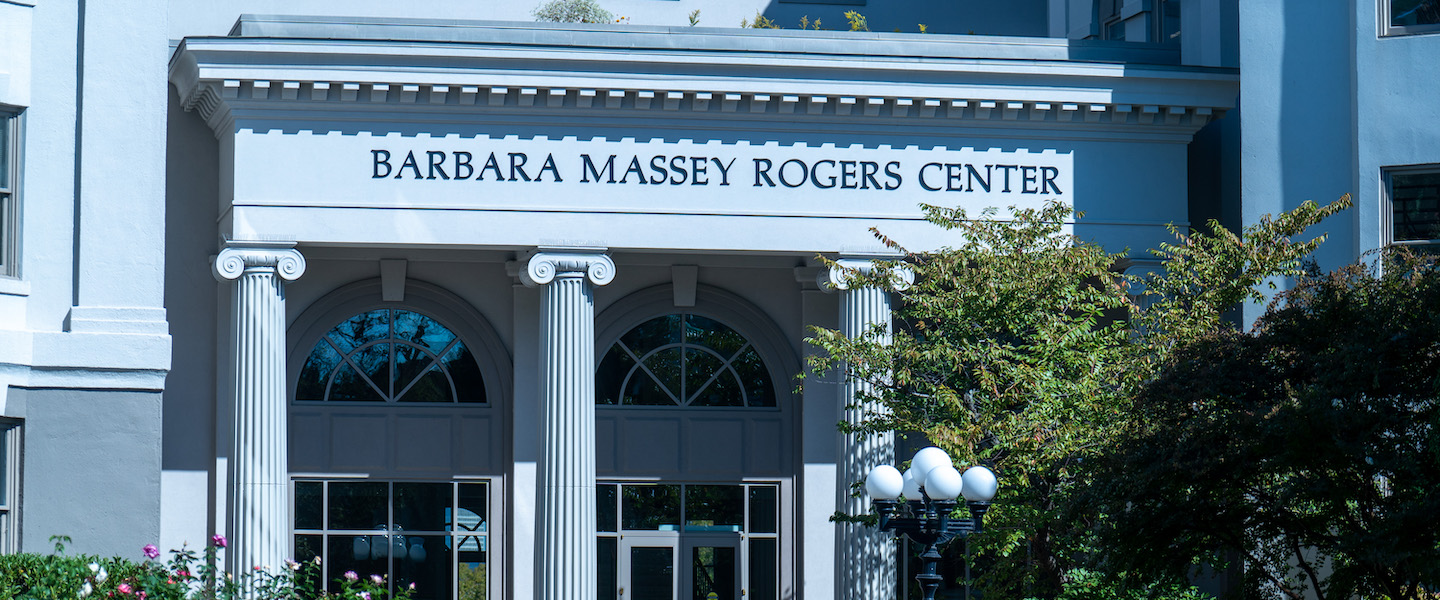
[618, 587, 624, 596]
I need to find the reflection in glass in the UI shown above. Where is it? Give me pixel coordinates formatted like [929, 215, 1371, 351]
[685, 485, 743, 531]
[597, 313, 776, 409]
[295, 482, 323, 530]
[748, 486, 778, 534]
[597, 485, 618, 533]
[393, 310, 456, 351]
[597, 538, 617, 600]
[459, 560, 487, 600]
[630, 547, 675, 600]
[748, 538, 778, 600]
[327, 535, 390, 594]
[622, 485, 681, 530]
[297, 342, 343, 401]
[394, 534, 450, 600]
[329, 482, 388, 530]
[1393, 0, 1440, 26]
[1393, 171, 1440, 241]
[328, 310, 390, 354]
[691, 546, 736, 600]
[329, 362, 386, 402]
[394, 482, 450, 532]
[296, 309, 486, 404]
[442, 343, 486, 404]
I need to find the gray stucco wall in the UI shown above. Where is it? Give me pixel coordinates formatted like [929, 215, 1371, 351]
[16, 388, 162, 557]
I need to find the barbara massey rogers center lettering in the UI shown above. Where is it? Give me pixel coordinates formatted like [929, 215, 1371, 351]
[370, 149, 1067, 194]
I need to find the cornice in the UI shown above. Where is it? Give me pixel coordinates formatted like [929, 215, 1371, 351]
[169, 28, 1237, 139]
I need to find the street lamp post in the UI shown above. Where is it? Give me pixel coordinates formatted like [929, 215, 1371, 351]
[865, 447, 999, 600]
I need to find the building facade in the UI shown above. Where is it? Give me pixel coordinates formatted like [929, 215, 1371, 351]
[3, 0, 1429, 599]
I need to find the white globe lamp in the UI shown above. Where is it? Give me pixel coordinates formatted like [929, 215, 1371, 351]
[865, 465, 904, 500]
[961, 466, 998, 502]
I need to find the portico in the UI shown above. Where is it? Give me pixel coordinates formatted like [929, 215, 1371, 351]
[170, 15, 1236, 600]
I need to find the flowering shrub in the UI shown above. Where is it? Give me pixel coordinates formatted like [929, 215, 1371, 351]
[0, 536, 413, 600]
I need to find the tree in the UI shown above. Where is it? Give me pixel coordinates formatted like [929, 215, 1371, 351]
[807, 196, 1354, 598]
[1084, 249, 1440, 600]
[531, 0, 613, 24]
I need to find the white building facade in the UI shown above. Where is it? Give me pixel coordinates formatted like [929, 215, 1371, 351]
[27, 1, 1440, 599]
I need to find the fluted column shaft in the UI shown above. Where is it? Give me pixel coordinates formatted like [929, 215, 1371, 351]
[823, 258, 912, 600]
[214, 242, 306, 581]
[522, 250, 615, 600]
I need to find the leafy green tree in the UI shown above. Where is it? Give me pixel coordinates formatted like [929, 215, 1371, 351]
[1084, 249, 1440, 600]
[531, 0, 613, 24]
[807, 195, 1354, 598]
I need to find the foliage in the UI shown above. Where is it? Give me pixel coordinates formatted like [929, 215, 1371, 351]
[844, 11, 869, 31]
[687, 9, 700, 27]
[798, 16, 823, 30]
[0, 536, 412, 600]
[739, 12, 779, 29]
[1084, 248, 1440, 600]
[1026, 569, 1215, 600]
[807, 196, 1356, 598]
[531, 0, 613, 24]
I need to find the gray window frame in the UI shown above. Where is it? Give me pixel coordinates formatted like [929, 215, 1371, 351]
[1382, 0, 1440, 36]
[1383, 164, 1440, 249]
[0, 109, 20, 279]
[0, 418, 21, 554]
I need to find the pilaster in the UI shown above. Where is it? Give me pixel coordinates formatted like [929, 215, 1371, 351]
[522, 249, 614, 600]
[212, 241, 305, 580]
[821, 256, 912, 600]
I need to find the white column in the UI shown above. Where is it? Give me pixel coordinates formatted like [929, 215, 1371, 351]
[213, 242, 306, 577]
[521, 250, 616, 600]
[822, 258, 912, 600]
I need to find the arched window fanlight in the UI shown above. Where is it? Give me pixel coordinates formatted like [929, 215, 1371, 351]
[596, 313, 775, 408]
[295, 309, 485, 404]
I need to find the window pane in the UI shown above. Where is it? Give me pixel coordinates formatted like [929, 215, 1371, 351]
[394, 532, 450, 600]
[297, 342, 343, 401]
[1393, 171, 1440, 241]
[352, 343, 393, 397]
[456, 483, 488, 535]
[1393, 0, 1440, 26]
[459, 559, 488, 600]
[630, 547, 675, 600]
[621, 484, 681, 530]
[295, 534, 322, 566]
[691, 369, 743, 408]
[392, 310, 457, 352]
[329, 362, 386, 402]
[748, 538, 778, 600]
[328, 535, 391, 592]
[597, 537, 617, 600]
[597, 484, 618, 533]
[328, 310, 391, 354]
[748, 486, 778, 534]
[642, 348, 683, 398]
[623, 370, 678, 406]
[621, 315, 682, 354]
[685, 485, 743, 531]
[295, 482, 323, 530]
[398, 364, 453, 403]
[329, 481, 389, 530]
[595, 346, 636, 405]
[685, 315, 746, 359]
[441, 342, 486, 404]
[394, 342, 441, 399]
[731, 347, 775, 407]
[691, 546, 736, 600]
[395, 482, 451, 532]
[684, 349, 735, 406]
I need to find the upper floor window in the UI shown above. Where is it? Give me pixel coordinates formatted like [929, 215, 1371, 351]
[596, 313, 775, 408]
[0, 112, 18, 278]
[1385, 0, 1440, 36]
[1386, 166, 1440, 250]
[295, 308, 486, 404]
[0, 419, 20, 553]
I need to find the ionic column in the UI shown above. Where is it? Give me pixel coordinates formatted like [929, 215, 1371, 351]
[213, 242, 306, 578]
[521, 250, 616, 600]
[821, 257, 913, 600]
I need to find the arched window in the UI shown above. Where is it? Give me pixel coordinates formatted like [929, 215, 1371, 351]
[596, 313, 775, 408]
[295, 308, 485, 404]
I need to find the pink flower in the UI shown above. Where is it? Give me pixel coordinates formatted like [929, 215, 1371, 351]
[117, 584, 133, 595]
[408, 582, 416, 590]
[137, 592, 146, 600]
[142, 544, 160, 559]
[176, 570, 190, 578]
[211, 534, 227, 548]
[343, 571, 359, 582]
[359, 593, 371, 600]
[370, 574, 383, 585]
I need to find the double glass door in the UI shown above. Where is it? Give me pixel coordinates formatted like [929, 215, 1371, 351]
[619, 533, 740, 600]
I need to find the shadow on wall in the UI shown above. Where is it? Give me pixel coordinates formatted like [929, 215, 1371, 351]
[752, 0, 1049, 36]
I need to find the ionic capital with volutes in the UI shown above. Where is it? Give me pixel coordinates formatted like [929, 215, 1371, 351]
[212, 241, 307, 282]
[521, 249, 616, 288]
[818, 256, 914, 292]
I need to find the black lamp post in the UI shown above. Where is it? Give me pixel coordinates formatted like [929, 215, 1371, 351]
[865, 447, 998, 600]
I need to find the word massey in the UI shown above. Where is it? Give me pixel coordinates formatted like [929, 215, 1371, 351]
[370, 150, 1066, 194]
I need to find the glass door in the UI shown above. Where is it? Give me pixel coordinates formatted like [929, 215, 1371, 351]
[682, 535, 741, 600]
[619, 534, 678, 600]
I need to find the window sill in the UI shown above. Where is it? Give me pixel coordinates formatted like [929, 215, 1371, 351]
[0, 277, 28, 297]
